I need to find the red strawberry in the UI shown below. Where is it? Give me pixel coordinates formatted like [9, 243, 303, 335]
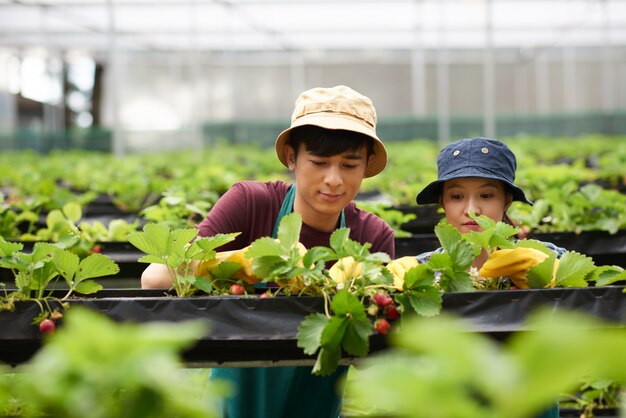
[230, 284, 245, 295]
[39, 319, 55, 335]
[385, 305, 399, 321]
[373, 292, 393, 307]
[92, 245, 102, 254]
[374, 319, 391, 335]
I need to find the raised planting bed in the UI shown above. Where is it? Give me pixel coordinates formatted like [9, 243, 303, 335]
[395, 229, 626, 268]
[1, 285, 624, 367]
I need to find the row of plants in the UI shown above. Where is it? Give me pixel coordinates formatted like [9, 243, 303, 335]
[2, 136, 626, 237]
[3, 211, 624, 370]
[1, 211, 625, 416]
[3, 291, 626, 418]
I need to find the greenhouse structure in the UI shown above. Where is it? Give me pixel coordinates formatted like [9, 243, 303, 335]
[1, 1, 626, 418]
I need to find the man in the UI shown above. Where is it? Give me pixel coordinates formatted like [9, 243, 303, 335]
[142, 85, 395, 418]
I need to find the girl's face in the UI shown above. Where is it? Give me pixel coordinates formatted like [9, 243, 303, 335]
[441, 177, 512, 234]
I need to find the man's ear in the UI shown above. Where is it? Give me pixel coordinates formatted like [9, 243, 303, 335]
[284, 144, 297, 170]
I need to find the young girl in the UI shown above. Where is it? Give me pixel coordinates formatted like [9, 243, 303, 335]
[414, 136, 562, 418]
[415, 136, 564, 266]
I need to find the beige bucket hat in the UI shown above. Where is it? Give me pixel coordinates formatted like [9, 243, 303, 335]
[275, 85, 387, 178]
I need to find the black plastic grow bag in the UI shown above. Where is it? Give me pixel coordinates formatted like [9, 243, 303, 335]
[1, 286, 624, 367]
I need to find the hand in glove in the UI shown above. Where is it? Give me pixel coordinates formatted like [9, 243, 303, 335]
[386, 256, 419, 291]
[479, 247, 549, 289]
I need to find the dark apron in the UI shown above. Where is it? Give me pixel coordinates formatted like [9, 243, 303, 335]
[212, 184, 348, 418]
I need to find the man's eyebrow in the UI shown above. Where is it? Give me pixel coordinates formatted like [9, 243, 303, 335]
[307, 151, 364, 160]
[342, 152, 365, 160]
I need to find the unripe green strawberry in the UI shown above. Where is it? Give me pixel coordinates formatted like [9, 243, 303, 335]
[367, 304, 379, 317]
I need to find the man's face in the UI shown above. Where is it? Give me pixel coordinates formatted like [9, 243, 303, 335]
[441, 177, 512, 234]
[285, 142, 370, 231]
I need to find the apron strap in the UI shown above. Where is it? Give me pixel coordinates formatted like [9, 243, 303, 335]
[272, 184, 346, 239]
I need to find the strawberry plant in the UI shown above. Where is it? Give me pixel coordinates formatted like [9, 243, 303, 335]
[345, 309, 626, 418]
[1, 307, 225, 418]
[354, 201, 416, 237]
[0, 235, 119, 329]
[140, 188, 215, 229]
[461, 212, 626, 290]
[127, 223, 240, 297]
[78, 217, 140, 243]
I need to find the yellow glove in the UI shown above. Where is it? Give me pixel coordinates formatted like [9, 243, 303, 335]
[479, 247, 549, 289]
[328, 256, 363, 284]
[386, 256, 419, 291]
[196, 246, 260, 285]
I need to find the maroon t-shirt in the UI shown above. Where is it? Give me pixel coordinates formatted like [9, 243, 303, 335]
[196, 180, 395, 258]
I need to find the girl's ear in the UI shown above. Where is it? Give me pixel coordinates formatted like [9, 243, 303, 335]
[284, 144, 297, 170]
[504, 194, 513, 211]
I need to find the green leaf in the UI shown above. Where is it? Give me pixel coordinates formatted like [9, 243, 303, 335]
[303, 246, 333, 268]
[137, 255, 168, 264]
[513, 239, 551, 254]
[403, 264, 435, 290]
[329, 228, 350, 252]
[320, 316, 348, 350]
[74, 279, 104, 294]
[75, 253, 120, 282]
[277, 212, 302, 250]
[32, 242, 60, 261]
[447, 240, 476, 271]
[589, 266, 626, 286]
[62, 202, 83, 223]
[434, 222, 462, 254]
[0, 237, 23, 257]
[342, 315, 372, 357]
[30, 260, 59, 291]
[526, 253, 557, 289]
[331, 290, 365, 317]
[210, 261, 242, 281]
[51, 249, 80, 281]
[427, 253, 453, 271]
[463, 230, 493, 251]
[127, 223, 170, 256]
[408, 287, 443, 317]
[312, 345, 342, 376]
[492, 222, 519, 242]
[246, 237, 283, 258]
[297, 313, 329, 355]
[193, 233, 239, 252]
[555, 251, 595, 288]
[441, 271, 474, 293]
[193, 276, 214, 294]
[472, 212, 497, 230]
[251, 255, 284, 278]
[166, 228, 199, 254]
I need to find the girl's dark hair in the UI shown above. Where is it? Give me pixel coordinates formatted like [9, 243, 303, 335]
[288, 125, 374, 158]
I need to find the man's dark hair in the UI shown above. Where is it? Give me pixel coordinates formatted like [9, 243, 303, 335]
[288, 125, 374, 158]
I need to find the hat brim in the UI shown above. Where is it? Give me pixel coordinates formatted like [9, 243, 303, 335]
[275, 112, 387, 178]
[415, 170, 532, 206]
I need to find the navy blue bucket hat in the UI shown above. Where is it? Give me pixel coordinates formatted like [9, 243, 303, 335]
[415, 137, 532, 205]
